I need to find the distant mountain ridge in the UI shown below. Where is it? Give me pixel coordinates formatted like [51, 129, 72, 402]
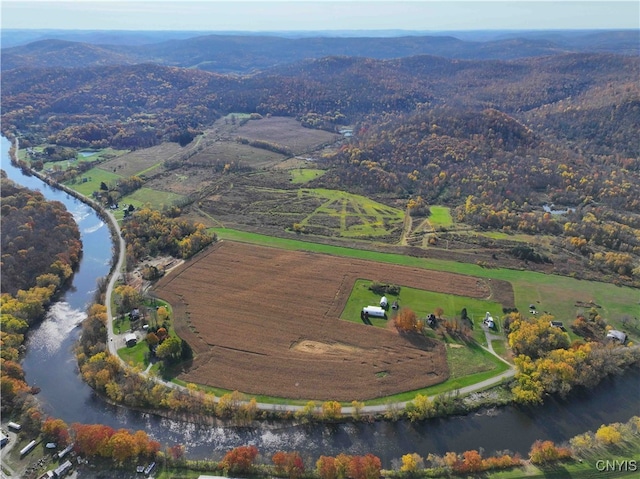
[2, 30, 637, 73]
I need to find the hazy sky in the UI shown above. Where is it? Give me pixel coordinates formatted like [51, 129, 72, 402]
[2, 1, 639, 31]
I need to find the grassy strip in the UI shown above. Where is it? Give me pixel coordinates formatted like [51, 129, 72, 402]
[490, 458, 640, 478]
[447, 341, 499, 379]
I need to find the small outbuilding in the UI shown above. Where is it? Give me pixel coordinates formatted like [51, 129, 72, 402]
[483, 312, 495, 328]
[363, 306, 386, 318]
[7, 421, 21, 431]
[125, 333, 137, 347]
[606, 330, 627, 343]
[380, 296, 388, 308]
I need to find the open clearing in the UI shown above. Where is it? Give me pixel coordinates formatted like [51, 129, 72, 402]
[235, 116, 340, 155]
[152, 241, 514, 401]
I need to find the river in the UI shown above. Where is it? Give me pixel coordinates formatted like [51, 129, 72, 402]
[2, 135, 638, 467]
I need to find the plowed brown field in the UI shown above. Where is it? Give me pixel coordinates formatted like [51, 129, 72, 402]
[153, 241, 513, 401]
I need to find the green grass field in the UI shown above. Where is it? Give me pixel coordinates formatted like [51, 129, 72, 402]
[66, 169, 123, 196]
[340, 279, 503, 346]
[447, 341, 500, 378]
[289, 168, 326, 184]
[429, 205, 453, 227]
[118, 341, 149, 367]
[121, 187, 186, 212]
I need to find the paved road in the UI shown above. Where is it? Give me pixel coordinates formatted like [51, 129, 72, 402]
[103, 209, 127, 357]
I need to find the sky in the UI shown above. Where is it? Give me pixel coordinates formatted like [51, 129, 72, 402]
[1, 0, 639, 32]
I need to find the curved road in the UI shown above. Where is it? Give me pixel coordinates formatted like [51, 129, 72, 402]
[104, 209, 127, 357]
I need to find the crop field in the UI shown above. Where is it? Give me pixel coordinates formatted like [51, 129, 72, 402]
[186, 139, 286, 169]
[235, 116, 341, 155]
[151, 241, 513, 401]
[98, 142, 186, 177]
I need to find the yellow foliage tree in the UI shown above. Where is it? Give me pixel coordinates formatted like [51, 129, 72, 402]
[595, 424, 622, 445]
[400, 453, 423, 473]
[322, 401, 342, 420]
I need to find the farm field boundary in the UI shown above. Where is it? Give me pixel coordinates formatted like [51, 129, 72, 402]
[152, 241, 517, 401]
[208, 227, 639, 329]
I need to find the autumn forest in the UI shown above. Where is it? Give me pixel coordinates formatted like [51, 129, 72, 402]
[1, 28, 640, 477]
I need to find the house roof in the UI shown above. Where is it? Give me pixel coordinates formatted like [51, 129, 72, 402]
[607, 330, 627, 342]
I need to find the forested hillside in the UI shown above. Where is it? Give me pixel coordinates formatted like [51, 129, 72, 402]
[0, 174, 82, 296]
[2, 30, 637, 72]
[1, 33, 639, 284]
[1, 174, 82, 415]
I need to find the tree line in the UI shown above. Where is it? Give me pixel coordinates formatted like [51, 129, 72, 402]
[33, 415, 639, 478]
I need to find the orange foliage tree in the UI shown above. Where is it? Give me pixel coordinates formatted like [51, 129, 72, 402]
[316, 455, 338, 479]
[272, 451, 305, 479]
[394, 308, 420, 332]
[41, 417, 70, 446]
[528, 440, 572, 465]
[221, 445, 259, 474]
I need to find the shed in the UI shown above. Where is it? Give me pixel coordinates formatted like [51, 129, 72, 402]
[606, 330, 627, 343]
[483, 312, 495, 328]
[380, 296, 388, 308]
[125, 333, 137, 347]
[53, 459, 72, 478]
[58, 443, 74, 459]
[20, 439, 37, 457]
[8, 421, 21, 431]
[363, 306, 386, 318]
